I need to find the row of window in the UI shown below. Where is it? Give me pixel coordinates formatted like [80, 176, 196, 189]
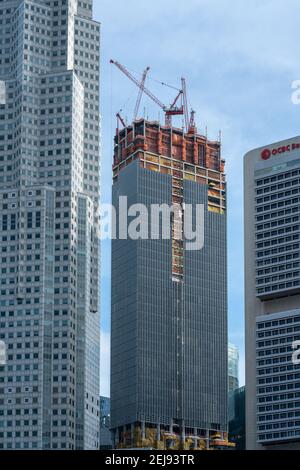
[257, 346, 294, 357]
[258, 402, 300, 412]
[257, 279, 299, 295]
[257, 336, 300, 348]
[258, 373, 300, 384]
[256, 225, 299, 240]
[257, 273, 299, 286]
[258, 422, 300, 431]
[258, 391, 300, 403]
[256, 179, 300, 195]
[257, 252, 299, 266]
[256, 198, 300, 214]
[258, 383, 300, 394]
[256, 187, 300, 204]
[257, 360, 295, 375]
[257, 324, 300, 338]
[257, 236, 299, 249]
[256, 169, 300, 186]
[0, 309, 69, 318]
[258, 429, 300, 442]
[257, 262, 300, 277]
[0, 443, 69, 449]
[256, 206, 299, 222]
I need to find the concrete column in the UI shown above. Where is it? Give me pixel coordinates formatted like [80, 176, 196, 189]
[181, 421, 185, 448]
[206, 430, 210, 450]
[194, 428, 198, 449]
[141, 421, 145, 441]
[157, 423, 161, 442]
[115, 428, 119, 447]
[111, 430, 115, 448]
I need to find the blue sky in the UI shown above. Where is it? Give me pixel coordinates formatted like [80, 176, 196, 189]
[95, 0, 300, 396]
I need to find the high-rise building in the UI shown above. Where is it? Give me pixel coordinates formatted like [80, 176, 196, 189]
[228, 343, 239, 393]
[111, 118, 228, 449]
[100, 396, 112, 450]
[244, 137, 300, 449]
[228, 386, 245, 450]
[0, 0, 101, 450]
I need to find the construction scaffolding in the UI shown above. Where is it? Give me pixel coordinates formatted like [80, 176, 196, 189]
[113, 424, 235, 451]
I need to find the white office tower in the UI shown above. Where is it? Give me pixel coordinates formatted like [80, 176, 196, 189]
[245, 137, 300, 449]
[0, 0, 101, 449]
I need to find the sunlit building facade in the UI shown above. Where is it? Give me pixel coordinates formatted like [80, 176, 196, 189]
[0, 0, 101, 449]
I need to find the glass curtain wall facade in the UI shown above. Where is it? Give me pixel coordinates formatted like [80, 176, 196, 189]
[111, 119, 228, 450]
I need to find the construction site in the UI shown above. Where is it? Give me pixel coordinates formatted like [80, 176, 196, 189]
[114, 426, 235, 451]
[110, 60, 233, 451]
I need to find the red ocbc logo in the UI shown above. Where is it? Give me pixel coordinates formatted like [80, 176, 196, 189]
[261, 142, 300, 160]
[261, 149, 271, 160]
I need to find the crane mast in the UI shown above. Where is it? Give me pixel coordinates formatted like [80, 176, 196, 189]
[133, 66, 150, 120]
[181, 77, 189, 132]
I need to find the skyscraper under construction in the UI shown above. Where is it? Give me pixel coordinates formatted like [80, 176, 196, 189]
[110, 69, 228, 449]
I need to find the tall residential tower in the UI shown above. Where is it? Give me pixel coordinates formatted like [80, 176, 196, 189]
[245, 137, 300, 449]
[111, 119, 228, 449]
[0, 0, 100, 449]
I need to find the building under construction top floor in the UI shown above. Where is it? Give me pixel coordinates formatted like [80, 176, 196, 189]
[113, 119, 226, 216]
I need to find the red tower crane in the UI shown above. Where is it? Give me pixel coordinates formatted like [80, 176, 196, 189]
[110, 59, 191, 129]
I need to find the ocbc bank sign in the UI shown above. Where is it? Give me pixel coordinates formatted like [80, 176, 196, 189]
[261, 142, 300, 160]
